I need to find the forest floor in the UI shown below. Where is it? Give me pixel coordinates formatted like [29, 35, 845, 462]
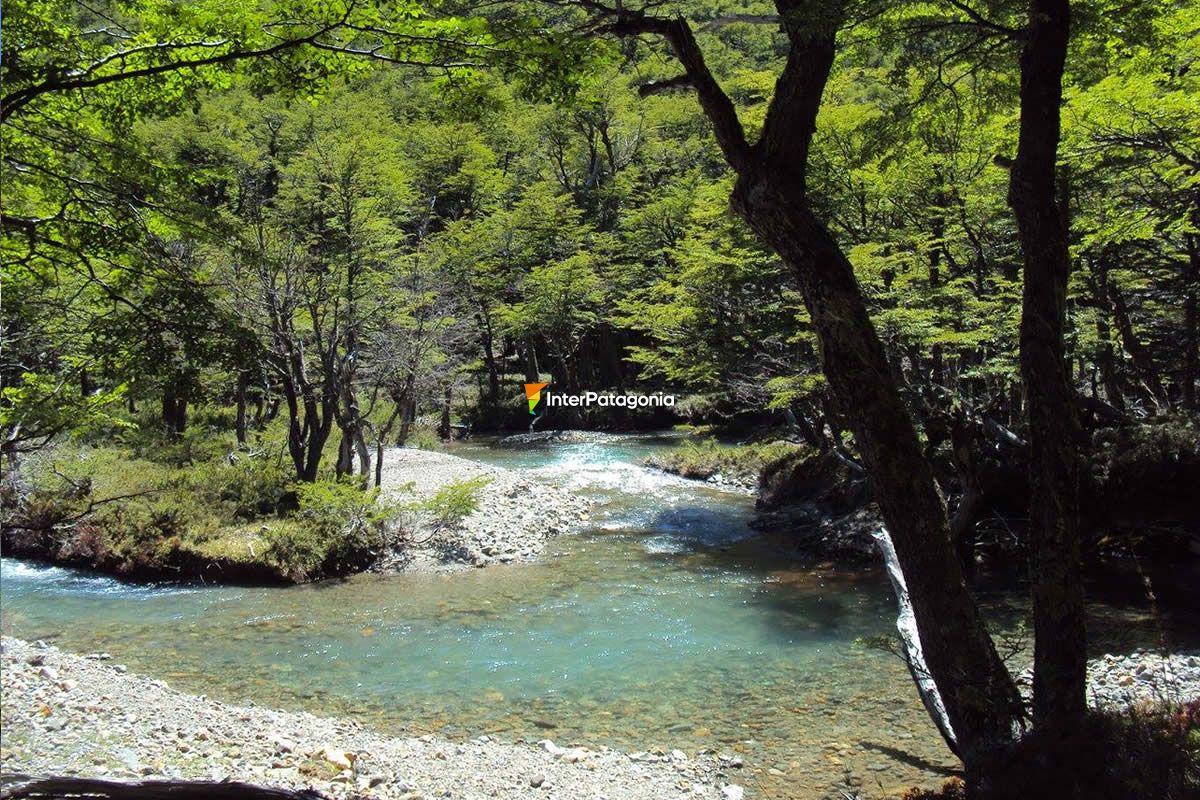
[0, 637, 734, 799]
[373, 448, 593, 573]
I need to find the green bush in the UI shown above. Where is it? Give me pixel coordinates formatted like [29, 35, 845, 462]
[419, 475, 489, 528]
[265, 479, 399, 580]
[190, 451, 293, 519]
[406, 424, 441, 451]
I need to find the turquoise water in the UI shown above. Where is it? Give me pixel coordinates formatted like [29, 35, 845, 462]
[1, 434, 1192, 799]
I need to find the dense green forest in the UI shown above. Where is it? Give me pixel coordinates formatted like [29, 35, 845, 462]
[2, 0, 1200, 797]
[5, 0, 1195, 473]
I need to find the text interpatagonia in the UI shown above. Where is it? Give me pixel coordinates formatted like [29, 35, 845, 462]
[543, 390, 676, 409]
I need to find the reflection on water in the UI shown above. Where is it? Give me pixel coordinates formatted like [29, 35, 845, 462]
[2, 433, 1194, 800]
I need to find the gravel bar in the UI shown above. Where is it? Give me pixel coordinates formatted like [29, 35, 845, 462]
[0, 637, 736, 800]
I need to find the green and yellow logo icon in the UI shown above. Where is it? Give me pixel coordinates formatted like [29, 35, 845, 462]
[524, 382, 549, 415]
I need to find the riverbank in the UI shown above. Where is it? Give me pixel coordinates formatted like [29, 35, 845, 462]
[0, 637, 733, 799]
[374, 448, 592, 572]
[0, 444, 591, 584]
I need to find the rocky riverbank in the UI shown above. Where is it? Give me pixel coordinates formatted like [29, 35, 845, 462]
[1074, 650, 1199, 709]
[373, 448, 592, 572]
[0, 637, 734, 800]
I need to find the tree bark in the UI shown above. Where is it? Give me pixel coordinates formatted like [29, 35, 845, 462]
[438, 385, 452, 440]
[1183, 233, 1198, 410]
[235, 370, 249, 446]
[1007, 0, 1085, 732]
[1090, 260, 1124, 413]
[1109, 281, 1169, 409]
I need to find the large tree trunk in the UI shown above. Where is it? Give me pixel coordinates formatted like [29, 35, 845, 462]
[604, 0, 1021, 774]
[732, 173, 1023, 768]
[1007, 0, 1085, 732]
[160, 375, 188, 436]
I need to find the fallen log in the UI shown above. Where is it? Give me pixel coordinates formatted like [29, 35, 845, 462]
[0, 775, 330, 800]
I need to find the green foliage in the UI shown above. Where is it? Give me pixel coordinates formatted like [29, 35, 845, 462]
[642, 439, 805, 482]
[265, 480, 398, 580]
[417, 476, 490, 529]
[191, 453, 295, 520]
[0, 373, 132, 457]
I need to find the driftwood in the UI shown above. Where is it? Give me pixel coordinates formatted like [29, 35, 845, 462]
[0, 775, 330, 800]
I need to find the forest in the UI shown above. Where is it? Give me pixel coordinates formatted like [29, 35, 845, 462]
[2, 0, 1199, 799]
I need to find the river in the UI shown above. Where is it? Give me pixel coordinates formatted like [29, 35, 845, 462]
[1, 433, 1194, 799]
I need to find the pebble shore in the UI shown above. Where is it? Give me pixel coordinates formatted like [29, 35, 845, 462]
[4, 637, 1197, 800]
[1082, 650, 1199, 708]
[372, 448, 591, 573]
[0, 637, 734, 800]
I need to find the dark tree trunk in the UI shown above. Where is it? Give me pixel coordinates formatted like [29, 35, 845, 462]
[949, 413, 982, 577]
[438, 385, 452, 440]
[1091, 260, 1124, 413]
[235, 371, 249, 446]
[523, 339, 540, 383]
[395, 396, 416, 447]
[1184, 233, 1199, 410]
[1109, 282, 1169, 409]
[479, 316, 500, 406]
[160, 377, 188, 436]
[1007, 0, 1085, 732]
[732, 171, 1022, 766]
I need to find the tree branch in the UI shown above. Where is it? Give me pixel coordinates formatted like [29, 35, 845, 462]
[595, 6, 752, 170]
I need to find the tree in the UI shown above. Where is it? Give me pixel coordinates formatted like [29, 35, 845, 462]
[1006, 0, 1085, 734]
[578, 0, 1024, 770]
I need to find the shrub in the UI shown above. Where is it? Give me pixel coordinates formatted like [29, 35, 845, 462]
[190, 451, 293, 519]
[419, 476, 489, 529]
[265, 480, 399, 580]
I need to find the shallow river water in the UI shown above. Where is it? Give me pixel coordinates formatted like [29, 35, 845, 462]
[2, 434, 1195, 799]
